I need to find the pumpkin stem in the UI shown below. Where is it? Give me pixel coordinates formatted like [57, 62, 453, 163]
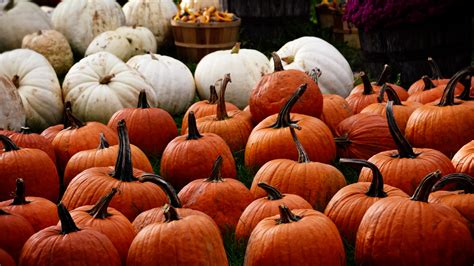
[11, 178, 30, 205]
[137, 90, 150, 108]
[208, 85, 218, 104]
[186, 112, 203, 140]
[0, 135, 20, 152]
[86, 188, 118, 219]
[375, 64, 390, 86]
[382, 85, 402, 105]
[339, 158, 387, 198]
[272, 52, 284, 72]
[386, 101, 418, 159]
[421, 76, 435, 91]
[268, 84, 307, 129]
[11, 75, 20, 88]
[334, 133, 351, 148]
[58, 202, 80, 234]
[111, 120, 136, 182]
[216, 73, 231, 121]
[139, 174, 182, 208]
[97, 133, 110, 149]
[99, 74, 115, 85]
[411, 171, 441, 202]
[257, 182, 284, 200]
[457, 76, 473, 101]
[428, 57, 443, 80]
[19, 127, 32, 134]
[64, 106, 85, 128]
[376, 83, 387, 103]
[281, 56, 295, 65]
[63, 101, 73, 128]
[437, 66, 474, 106]
[277, 205, 301, 224]
[231, 42, 241, 54]
[149, 53, 159, 60]
[163, 204, 180, 222]
[432, 173, 474, 194]
[289, 126, 311, 163]
[206, 155, 224, 182]
[361, 72, 374, 95]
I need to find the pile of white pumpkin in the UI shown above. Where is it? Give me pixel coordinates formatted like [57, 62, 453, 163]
[0, 0, 354, 132]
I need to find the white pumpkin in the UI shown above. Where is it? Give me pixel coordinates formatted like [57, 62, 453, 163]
[123, 0, 178, 47]
[270, 36, 354, 97]
[194, 43, 271, 109]
[0, 0, 52, 52]
[63, 52, 158, 124]
[0, 49, 63, 131]
[179, 0, 220, 11]
[0, 75, 25, 131]
[85, 26, 157, 62]
[127, 53, 195, 115]
[40, 6, 54, 18]
[51, 0, 126, 55]
[22, 30, 74, 76]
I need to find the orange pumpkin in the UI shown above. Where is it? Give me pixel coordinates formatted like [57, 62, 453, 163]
[408, 57, 462, 95]
[250, 126, 345, 210]
[355, 171, 473, 266]
[181, 84, 239, 134]
[107, 91, 177, 158]
[68, 188, 136, 264]
[178, 156, 254, 233]
[346, 72, 381, 113]
[245, 84, 336, 170]
[19, 203, 121, 266]
[405, 66, 474, 157]
[40, 101, 72, 143]
[249, 53, 323, 123]
[320, 94, 353, 134]
[127, 205, 228, 266]
[0, 248, 15, 266]
[236, 182, 312, 240]
[324, 158, 408, 244]
[0, 210, 35, 263]
[1, 127, 56, 163]
[452, 140, 474, 176]
[160, 112, 237, 190]
[359, 101, 455, 195]
[61, 120, 167, 221]
[63, 133, 153, 187]
[244, 205, 346, 266]
[429, 173, 474, 236]
[0, 178, 58, 231]
[0, 135, 59, 202]
[350, 65, 408, 100]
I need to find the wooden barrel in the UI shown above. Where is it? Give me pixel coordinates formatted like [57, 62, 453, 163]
[171, 19, 241, 63]
[358, 15, 472, 88]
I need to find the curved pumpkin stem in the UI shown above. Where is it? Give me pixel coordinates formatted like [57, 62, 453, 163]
[428, 57, 443, 80]
[0, 135, 20, 152]
[111, 120, 136, 182]
[97, 133, 110, 149]
[216, 73, 231, 121]
[58, 202, 81, 234]
[383, 85, 402, 105]
[163, 204, 180, 222]
[11, 178, 30, 205]
[208, 85, 218, 104]
[438, 66, 474, 106]
[65, 105, 85, 129]
[386, 101, 418, 159]
[411, 171, 441, 202]
[19, 127, 32, 134]
[272, 52, 284, 72]
[457, 76, 473, 101]
[139, 174, 182, 208]
[137, 90, 150, 108]
[86, 188, 118, 219]
[422, 76, 436, 91]
[361, 72, 375, 95]
[339, 158, 387, 198]
[206, 155, 224, 183]
[432, 173, 474, 194]
[268, 84, 307, 129]
[277, 205, 301, 224]
[375, 64, 390, 86]
[289, 126, 310, 163]
[257, 182, 284, 200]
[186, 112, 203, 140]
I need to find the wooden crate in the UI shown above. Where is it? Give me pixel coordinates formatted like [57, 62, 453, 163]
[171, 18, 241, 63]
